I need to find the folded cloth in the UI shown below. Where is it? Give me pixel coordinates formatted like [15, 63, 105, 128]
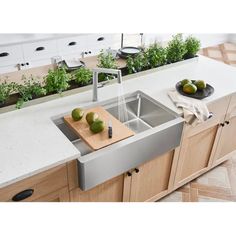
[168, 89, 210, 126]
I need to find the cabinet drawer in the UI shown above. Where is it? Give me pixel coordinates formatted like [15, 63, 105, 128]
[58, 35, 86, 56]
[0, 164, 68, 202]
[34, 187, 70, 202]
[0, 44, 23, 66]
[86, 34, 116, 54]
[22, 40, 58, 61]
[184, 96, 230, 136]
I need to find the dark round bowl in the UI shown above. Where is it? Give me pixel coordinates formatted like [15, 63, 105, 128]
[176, 80, 214, 99]
[117, 47, 141, 59]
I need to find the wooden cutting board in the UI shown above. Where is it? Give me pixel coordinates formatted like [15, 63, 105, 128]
[64, 106, 135, 150]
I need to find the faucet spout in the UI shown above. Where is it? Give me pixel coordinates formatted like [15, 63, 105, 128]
[92, 68, 123, 102]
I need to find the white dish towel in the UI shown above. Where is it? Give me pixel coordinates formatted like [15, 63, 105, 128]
[168, 89, 210, 126]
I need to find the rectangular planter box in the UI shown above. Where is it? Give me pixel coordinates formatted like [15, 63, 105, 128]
[0, 56, 199, 114]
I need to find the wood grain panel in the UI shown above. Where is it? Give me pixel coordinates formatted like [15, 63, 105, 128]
[67, 160, 79, 191]
[70, 174, 125, 202]
[64, 106, 134, 150]
[34, 187, 70, 202]
[176, 125, 218, 183]
[129, 151, 174, 202]
[0, 164, 68, 202]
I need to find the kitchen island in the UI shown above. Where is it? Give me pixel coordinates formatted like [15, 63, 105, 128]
[1, 55, 236, 201]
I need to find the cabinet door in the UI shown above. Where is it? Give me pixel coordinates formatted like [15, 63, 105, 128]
[70, 174, 125, 202]
[214, 94, 236, 163]
[174, 124, 220, 187]
[129, 151, 175, 202]
[67, 160, 128, 202]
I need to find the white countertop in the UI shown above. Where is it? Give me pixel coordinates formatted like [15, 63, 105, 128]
[1, 55, 236, 188]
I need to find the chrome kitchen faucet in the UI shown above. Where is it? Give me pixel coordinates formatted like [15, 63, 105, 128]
[92, 68, 123, 101]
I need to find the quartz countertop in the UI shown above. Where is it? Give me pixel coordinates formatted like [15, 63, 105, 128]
[1, 55, 236, 188]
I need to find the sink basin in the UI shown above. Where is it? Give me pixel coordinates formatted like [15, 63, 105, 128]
[52, 91, 184, 190]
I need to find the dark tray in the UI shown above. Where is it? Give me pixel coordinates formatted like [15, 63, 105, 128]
[176, 80, 214, 99]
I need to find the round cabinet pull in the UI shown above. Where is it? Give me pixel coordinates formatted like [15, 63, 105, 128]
[0, 52, 9, 57]
[225, 121, 230, 125]
[127, 171, 132, 177]
[35, 46, 45, 51]
[68, 41, 77, 46]
[208, 112, 213, 119]
[97, 37, 105, 41]
[135, 168, 140, 173]
[12, 189, 34, 202]
[220, 123, 225, 127]
[21, 63, 25, 66]
[26, 62, 29, 66]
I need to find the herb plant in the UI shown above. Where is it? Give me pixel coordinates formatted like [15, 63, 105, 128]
[97, 50, 117, 69]
[16, 75, 46, 109]
[126, 53, 148, 74]
[97, 50, 117, 82]
[0, 79, 16, 104]
[44, 67, 71, 94]
[145, 43, 167, 68]
[166, 34, 187, 63]
[72, 67, 92, 86]
[184, 36, 201, 59]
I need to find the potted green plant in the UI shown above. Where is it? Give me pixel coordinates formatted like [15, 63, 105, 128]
[97, 50, 118, 81]
[166, 34, 187, 63]
[16, 75, 46, 109]
[44, 67, 71, 94]
[145, 43, 167, 68]
[126, 53, 148, 74]
[72, 67, 93, 86]
[0, 79, 16, 106]
[184, 35, 201, 59]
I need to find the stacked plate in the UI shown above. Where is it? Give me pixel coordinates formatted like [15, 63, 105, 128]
[117, 47, 141, 59]
[58, 59, 85, 72]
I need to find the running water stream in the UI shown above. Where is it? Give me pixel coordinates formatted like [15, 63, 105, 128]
[117, 83, 129, 126]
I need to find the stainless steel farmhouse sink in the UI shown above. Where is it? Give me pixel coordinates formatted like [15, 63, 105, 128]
[52, 91, 184, 190]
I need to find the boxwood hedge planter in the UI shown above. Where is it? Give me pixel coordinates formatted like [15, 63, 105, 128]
[0, 56, 199, 114]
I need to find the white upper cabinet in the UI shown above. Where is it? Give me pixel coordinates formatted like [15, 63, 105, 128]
[0, 44, 24, 73]
[57, 35, 86, 58]
[22, 40, 58, 62]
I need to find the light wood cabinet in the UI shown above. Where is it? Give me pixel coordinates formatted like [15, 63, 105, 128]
[67, 160, 126, 202]
[127, 151, 176, 202]
[67, 150, 178, 202]
[174, 97, 230, 188]
[34, 187, 70, 202]
[70, 175, 125, 202]
[213, 93, 236, 164]
[174, 124, 220, 187]
[0, 164, 69, 202]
